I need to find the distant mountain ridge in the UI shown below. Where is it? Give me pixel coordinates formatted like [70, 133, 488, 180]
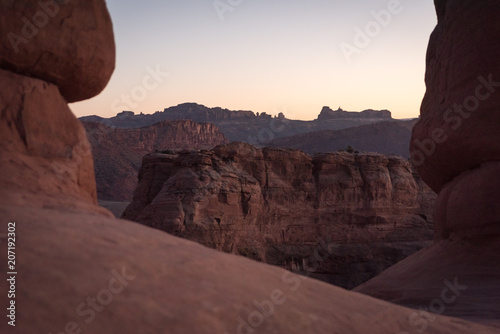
[317, 106, 391, 120]
[269, 119, 418, 158]
[79, 102, 394, 143]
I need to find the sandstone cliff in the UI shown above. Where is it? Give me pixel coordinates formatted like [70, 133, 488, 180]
[82, 120, 228, 201]
[122, 142, 436, 289]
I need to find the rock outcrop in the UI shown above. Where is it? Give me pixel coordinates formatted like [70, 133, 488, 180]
[0, 0, 115, 102]
[82, 120, 228, 201]
[317, 106, 392, 120]
[122, 142, 436, 289]
[356, 0, 500, 329]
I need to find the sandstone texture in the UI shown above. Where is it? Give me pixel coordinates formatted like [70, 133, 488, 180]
[0, 0, 115, 102]
[410, 0, 500, 193]
[356, 0, 500, 329]
[82, 120, 228, 201]
[0, 68, 105, 213]
[122, 142, 436, 289]
[4, 205, 497, 334]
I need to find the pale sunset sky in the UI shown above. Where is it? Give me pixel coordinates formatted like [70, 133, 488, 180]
[70, 0, 437, 120]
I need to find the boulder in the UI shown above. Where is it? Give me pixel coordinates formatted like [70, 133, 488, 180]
[0, 68, 101, 211]
[0, 0, 115, 102]
[410, 0, 500, 193]
[356, 1, 500, 329]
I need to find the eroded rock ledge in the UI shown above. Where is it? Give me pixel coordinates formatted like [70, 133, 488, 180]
[123, 142, 436, 288]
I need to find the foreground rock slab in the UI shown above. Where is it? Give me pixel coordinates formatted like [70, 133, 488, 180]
[0, 202, 497, 334]
[355, 235, 500, 329]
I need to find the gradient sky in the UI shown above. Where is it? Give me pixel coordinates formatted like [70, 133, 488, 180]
[70, 0, 437, 120]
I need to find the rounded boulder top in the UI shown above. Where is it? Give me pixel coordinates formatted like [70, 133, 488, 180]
[0, 0, 116, 103]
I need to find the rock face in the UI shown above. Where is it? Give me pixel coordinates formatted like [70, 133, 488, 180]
[269, 119, 417, 158]
[82, 120, 228, 201]
[409, 1, 500, 193]
[122, 142, 436, 289]
[0, 68, 102, 212]
[0, 0, 115, 102]
[356, 0, 500, 329]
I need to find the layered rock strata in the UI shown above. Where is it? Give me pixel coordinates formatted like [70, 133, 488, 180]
[82, 120, 228, 201]
[122, 142, 436, 289]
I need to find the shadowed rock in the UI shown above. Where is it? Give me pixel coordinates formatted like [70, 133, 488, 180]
[357, 0, 500, 329]
[122, 142, 436, 289]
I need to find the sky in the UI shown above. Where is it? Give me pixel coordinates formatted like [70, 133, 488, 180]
[70, 0, 437, 121]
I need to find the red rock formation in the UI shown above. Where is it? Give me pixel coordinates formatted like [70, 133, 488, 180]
[409, 1, 500, 193]
[82, 120, 228, 201]
[0, 68, 103, 213]
[0, 0, 115, 102]
[122, 142, 436, 289]
[0, 0, 498, 333]
[356, 0, 500, 329]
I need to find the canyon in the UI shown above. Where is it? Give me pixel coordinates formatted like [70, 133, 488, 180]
[0, 0, 499, 333]
[82, 119, 228, 201]
[122, 142, 435, 289]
